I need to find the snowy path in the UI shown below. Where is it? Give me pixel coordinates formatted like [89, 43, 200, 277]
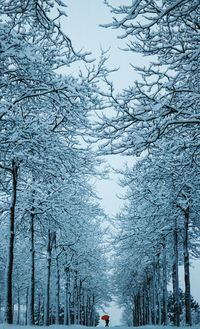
[1, 325, 200, 329]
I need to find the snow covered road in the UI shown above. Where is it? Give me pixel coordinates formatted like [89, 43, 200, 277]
[1, 325, 200, 329]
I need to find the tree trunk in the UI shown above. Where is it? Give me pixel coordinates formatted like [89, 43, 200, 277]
[55, 253, 60, 324]
[64, 268, 71, 325]
[148, 290, 152, 325]
[133, 295, 137, 326]
[156, 253, 162, 325]
[152, 261, 157, 325]
[172, 217, 180, 327]
[73, 285, 77, 324]
[77, 280, 82, 324]
[87, 295, 91, 326]
[83, 290, 87, 325]
[138, 291, 141, 326]
[67, 288, 71, 325]
[183, 207, 192, 326]
[162, 237, 168, 325]
[80, 286, 84, 325]
[5, 159, 18, 324]
[92, 295, 96, 327]
[145, 276, 152, 325]
[37, 293, 41, 325]
[142, 285, 146, 325]
[135, 292, 140, 326]
[25, 287, 28, 325]
[0, 295, 2, 322]
[28, 207, 35, 325]
[64, 282, 67, 325]
[44, 230, 53, 326]
[17, 289, 20, 324]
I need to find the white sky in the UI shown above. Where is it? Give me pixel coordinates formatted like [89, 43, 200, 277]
[62, 0, 200, 324]
[64, 0, 139, 91]
[63, 0, 138, 218]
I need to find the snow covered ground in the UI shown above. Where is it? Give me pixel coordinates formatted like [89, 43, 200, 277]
[1, 325, 200, 329]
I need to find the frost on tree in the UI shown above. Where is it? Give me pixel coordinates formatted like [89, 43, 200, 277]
[0, 0, 111, 325]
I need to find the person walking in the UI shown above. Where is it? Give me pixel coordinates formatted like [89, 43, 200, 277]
[101, 314, 110, 327]
[105, 318, 110, 327]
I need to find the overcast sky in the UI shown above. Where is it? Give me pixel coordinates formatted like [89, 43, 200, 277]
[64, 0, 137, 90]
[64, 0, 138, 218]
[62, 0, 200, 324]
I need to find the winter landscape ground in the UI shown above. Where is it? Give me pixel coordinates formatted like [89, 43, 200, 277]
[1, 326, 200, 329]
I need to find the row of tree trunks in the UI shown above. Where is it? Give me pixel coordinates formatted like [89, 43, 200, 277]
[15, 238, 96, 327]
[132, 212, 192, 326]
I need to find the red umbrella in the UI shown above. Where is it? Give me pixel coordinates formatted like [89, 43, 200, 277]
[101, 315, 109, 321]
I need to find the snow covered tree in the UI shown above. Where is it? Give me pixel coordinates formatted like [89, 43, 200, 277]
[97, 0, 200, 157]
[94, 1, 200, 326]
[112, 136, 200, 326]
[0, 0, 111, 325]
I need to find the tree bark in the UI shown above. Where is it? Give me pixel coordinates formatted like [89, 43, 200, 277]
[133, 295, 137, 326]
[44, 230, 54, 326]
[25, 287, 28, 325]
[87, 295, 91, 326]
[28, 207, 35, 325]
[77, 280, 82, 324]
[162, 237, 168, 325]
[145, 275, 152, 325]
[55, 253, 60, 325]
[147, 279, 152, 325]
[183, 207, 192, 326]
[142, 284, 146, 325]
[152, 260, 157, 325]
[138, 292, 142, 326]
[0, 295, 2, 322]
[91, 295, 96, 327]
[73, 281, 77, 324]
[156, 253, 162, 325]
[5, 159, 19, 324]
[37, 293, 41, 325]
[172, 217, 180, 327]
[17, 289, 20, 324]
[64, 268, 71, 325]
[83, 290, 87, 325]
